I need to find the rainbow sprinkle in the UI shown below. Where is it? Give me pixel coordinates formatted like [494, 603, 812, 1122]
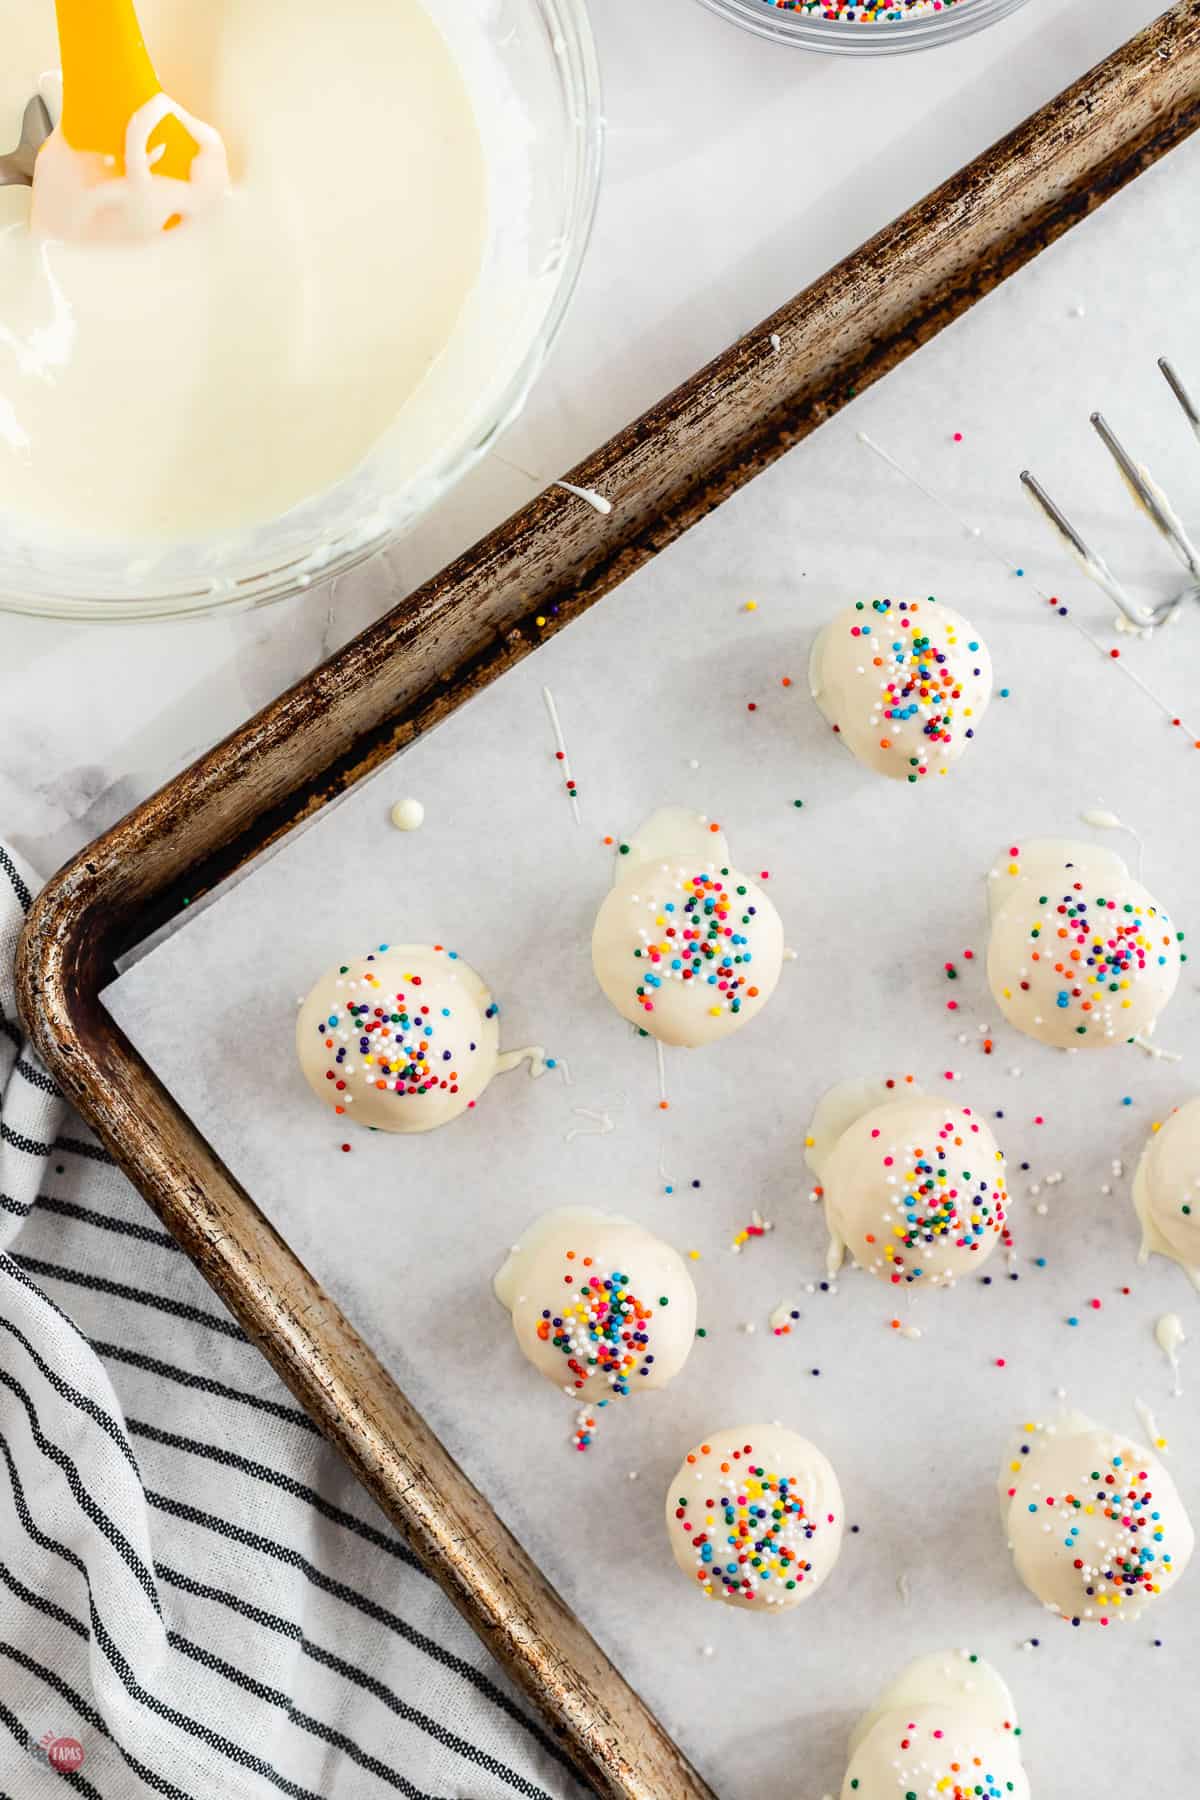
[1014, 878, 1185, 1039]
[760, 2, 978, 27]
[572, 1406, 602, 1453]
[851, 597, 982, 780]
[632, 865, 765, 1021]
[536, 1246, 671, 1432]
[731, 1209, 774, 1254]
[859, 1110, 1010, 1283]
[671, 1439, 833, 1604]
[1010, 1449, 1180, 1626]
[311, 947, 482, 1114]
[849, 1699, 1021, 1799]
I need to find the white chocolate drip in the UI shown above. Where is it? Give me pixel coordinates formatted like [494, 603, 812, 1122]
[495, 1045, 551, 1079]
[541, 687, 580, 825]
[563, 1107, 614, 1143]
[32, 93, 230, 243]
[556, 480, 612, 515]
[1135, 1398, 1167, 1450]
[1157, 1312, 1187, 1397]
[389, 797, 425, 832]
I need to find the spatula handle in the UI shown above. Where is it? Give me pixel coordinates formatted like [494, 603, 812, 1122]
[55, 0, 159, 164]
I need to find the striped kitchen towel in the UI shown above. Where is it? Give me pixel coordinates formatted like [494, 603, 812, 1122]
[0, 840, 586, 1800]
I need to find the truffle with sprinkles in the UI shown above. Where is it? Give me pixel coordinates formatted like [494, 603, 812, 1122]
[664, 1423, 844, 1610]
[493, 1210, 697, 1431]
[809, 596, 992, 783]
[986, 839, 1185, 1048]
[999, 1413, 1195, 1626]
[1132, 1096, 1200, 1288]
[295, 943, 501, 1132]
[806, 1079, 1012, 1287]
[840, 1649, 1030, 1799]
[591, 806, 785, 1048]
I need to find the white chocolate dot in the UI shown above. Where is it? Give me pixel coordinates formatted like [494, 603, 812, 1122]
[390, 797, 425, 832]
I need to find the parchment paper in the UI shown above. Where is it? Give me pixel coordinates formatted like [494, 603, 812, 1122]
[108, 135, 1200, 1798]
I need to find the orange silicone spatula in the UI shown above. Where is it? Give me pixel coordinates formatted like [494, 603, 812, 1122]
[53, 0, 205, 192]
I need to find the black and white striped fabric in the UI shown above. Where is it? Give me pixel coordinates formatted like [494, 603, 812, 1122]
[0, 840, 585, 1800]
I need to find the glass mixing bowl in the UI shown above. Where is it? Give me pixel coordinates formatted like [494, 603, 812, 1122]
[0, 0, 602, 621]
[692, 0, 1031, 53]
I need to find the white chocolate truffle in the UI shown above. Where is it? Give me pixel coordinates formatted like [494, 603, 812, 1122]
[591, 807, 784, 1049]
[842, 1650, 1029, 1800]
[999, 1414, 1194, 1626]
[296, 943, 499, 1133]
[809, 595, 992, 783]
[1133, 1097, 1200, 1290]
[665, 1423, 844, 1610]
[986, 839, 1184, 1049]
[807, 1080, 1011, 1288]
[493, 1208, 697, 1402]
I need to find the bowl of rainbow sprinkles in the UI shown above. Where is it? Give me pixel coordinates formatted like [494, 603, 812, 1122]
[692, 0, 1031, 53]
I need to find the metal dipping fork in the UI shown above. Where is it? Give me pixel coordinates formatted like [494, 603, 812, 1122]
[0, 96, 52, 190]
[1021, 359, 1200, 631]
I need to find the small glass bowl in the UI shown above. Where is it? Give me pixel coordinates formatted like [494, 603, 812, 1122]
[0, 0, 603, 621]
[692, 0, 1031, 54]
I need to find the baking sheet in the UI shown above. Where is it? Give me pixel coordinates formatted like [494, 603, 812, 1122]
[108, 133, 1200, 1799]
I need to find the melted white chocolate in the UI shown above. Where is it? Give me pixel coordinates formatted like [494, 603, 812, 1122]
[591, 808, 783, 1049]
[807, 1079, 1010, 1288]
[809, 595, 992, 783]
[32, 94, 230, 242]
[986, 839, 1183, 1049]
[998, 1411, 1194, 1626]
[842, 1651, 1029, 1799]
[295, 943, 502, 1134]
[1133, 1098, 1200, 1291]
[608, 805, 729, 879]
[0, 0, 486, 541]
[1156, 1313, 1187, 1396]
[495, 1208, 697, 1403]
[664, 1423, 844, 1611]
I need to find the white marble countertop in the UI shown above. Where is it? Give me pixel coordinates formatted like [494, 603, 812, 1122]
[0, 0, 1166, 880]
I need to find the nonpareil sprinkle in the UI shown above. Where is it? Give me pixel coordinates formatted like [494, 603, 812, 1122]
[756, 0, 977, 15]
